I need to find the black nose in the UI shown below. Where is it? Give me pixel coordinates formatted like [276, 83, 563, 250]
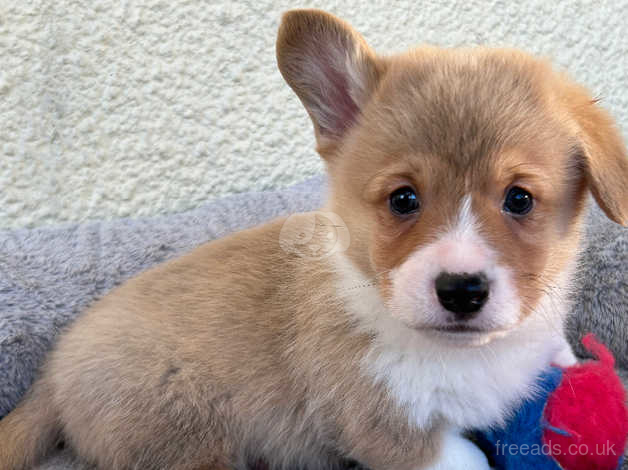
[435, 272, 489, 319]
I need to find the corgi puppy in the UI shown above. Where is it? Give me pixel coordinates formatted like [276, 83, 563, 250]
[1, 8, 627, 470]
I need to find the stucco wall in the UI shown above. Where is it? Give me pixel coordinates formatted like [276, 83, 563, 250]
[2, 0, 627, 228]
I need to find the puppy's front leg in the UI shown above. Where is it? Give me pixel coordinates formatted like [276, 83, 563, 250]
[346, 435, 438, 470]
[335, 416, 442, 470]
[343, 425, 489, 470]
[422, 429, 491, 470]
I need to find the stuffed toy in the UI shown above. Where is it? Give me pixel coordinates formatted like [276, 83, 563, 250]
[471, 334, 628, 470]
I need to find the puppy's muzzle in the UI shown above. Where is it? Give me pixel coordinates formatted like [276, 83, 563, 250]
[435, 272, 489, 320]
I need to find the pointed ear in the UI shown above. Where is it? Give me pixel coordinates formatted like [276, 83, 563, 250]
[276, 9, 383, 155]
[565, 85, 628, 226]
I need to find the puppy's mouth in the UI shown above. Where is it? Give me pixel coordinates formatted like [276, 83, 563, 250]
[431, 324, 487, 333]
[419, 324, 514, 347]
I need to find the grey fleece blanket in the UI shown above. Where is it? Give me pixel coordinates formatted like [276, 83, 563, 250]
[0, 175, 626, 470]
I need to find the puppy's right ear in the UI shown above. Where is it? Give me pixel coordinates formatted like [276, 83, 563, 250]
[276, 9, 383, 156]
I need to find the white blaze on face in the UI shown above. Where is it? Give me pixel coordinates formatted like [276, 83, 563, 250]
[388, 195, 521, 332]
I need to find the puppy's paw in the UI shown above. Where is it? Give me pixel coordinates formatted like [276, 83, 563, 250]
[423, 430, 491, 470]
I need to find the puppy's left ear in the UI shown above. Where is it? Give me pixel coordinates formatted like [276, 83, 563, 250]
[276, 9, 384, 156]
[567, 85, 628, 226]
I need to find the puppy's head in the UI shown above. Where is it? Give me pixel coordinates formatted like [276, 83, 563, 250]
[277, 10, 628, 346]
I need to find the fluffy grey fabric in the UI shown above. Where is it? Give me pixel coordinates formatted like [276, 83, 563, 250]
[566, 206, 628, 371]
[1, 176, 626, 470]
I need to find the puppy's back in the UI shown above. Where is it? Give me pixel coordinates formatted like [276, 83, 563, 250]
[0, 216, 315, 469]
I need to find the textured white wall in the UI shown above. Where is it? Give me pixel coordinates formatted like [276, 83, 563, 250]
[2, 1, 627, 228]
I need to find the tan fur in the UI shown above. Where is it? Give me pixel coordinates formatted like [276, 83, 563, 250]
[0, 378, 58, 470]
[1, 8, 627, 470]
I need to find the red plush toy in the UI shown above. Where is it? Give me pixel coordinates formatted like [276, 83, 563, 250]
[543, 334, 628, 470]
[476, 334, 628, 470]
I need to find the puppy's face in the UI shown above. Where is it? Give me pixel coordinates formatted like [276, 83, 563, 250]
[277, 10, 628, 346]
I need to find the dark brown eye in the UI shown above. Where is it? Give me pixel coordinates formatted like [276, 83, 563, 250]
[503, 187, 533, 216]
[389, 187, 419, 215]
